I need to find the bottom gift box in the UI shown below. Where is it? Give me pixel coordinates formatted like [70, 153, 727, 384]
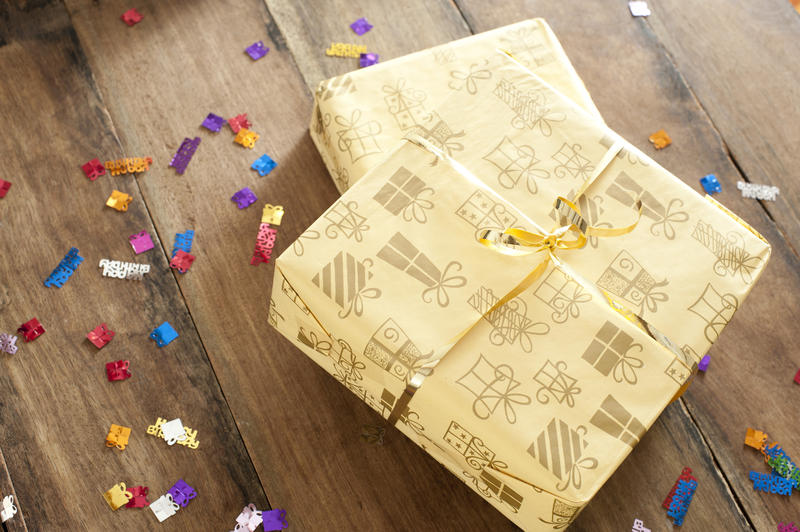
[268, 138, 695, 530]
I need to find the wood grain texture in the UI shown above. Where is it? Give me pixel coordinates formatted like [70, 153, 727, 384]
[0, 447, 26, 532]
[644, 0, 800, 254]
[0, 2, 265, 530]
[455, 1, 800, 530]
[267, 0, 471, 90]
[64, 0, 513, 528]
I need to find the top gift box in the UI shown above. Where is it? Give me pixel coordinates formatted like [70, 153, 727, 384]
[311, 18, 601, 193]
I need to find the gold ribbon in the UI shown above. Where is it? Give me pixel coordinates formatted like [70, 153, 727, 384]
[388, 133, 641, 427]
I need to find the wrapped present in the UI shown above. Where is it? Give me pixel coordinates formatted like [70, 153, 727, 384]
[269, 128, 763, 528]
[380, 49, 769, 363]
[310, 19, 601, 194]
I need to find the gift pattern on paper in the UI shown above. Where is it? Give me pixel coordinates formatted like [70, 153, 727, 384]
[494, 79, 565, 134]
[456, 190, 518, 239]
[527, 418, 598, 492]
[468, 287, 549, 353]
[606, 171, 689, 240]
[377, 232, 466, 307]
[377, 388, 425, 433]
[688, 283, 738, 343]
[483, 136, 550, 195]
[372, 166, 435, 224]
[312, 251, 381, 319]
[449, 60, 492, 95]
[298, 324, 365, 393]
[444, 421, 523, 512]
[323, 200, 370, 241]
[589, 394, 645, 447]
[596, 250, 669, 314]
[363, 318, 432, 383]
[538, 498, 582, 529]
[334, 110, 382, 163]
[533, 360, 581, 407]
[500, 25, 556, 68]
[691, 220, 764, 284]
[318, 74, 357, 101]
[405, 112, 465, 161]
[551, 142, 594, 181]
[533, 268, 591, 324]
[383, 78, 431, 130]
[582, 321, 644, 385]
[457, 354, 531, 424]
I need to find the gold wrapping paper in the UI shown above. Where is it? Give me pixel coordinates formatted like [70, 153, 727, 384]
[310, 18, 601, 193]
[270, 136, 704, 530]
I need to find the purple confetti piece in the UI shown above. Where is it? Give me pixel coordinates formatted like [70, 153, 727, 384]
[261, 509, 288, 531]
[231, 187, 258, 209]
[169, 137, 201, 174]
[245, 41, 269, 61]
[350, 17, 372, 36]
[359, 52, 379, 68]
[166, 479, 197, 507]
[201, 113, 225, 132]
[698, 354, 710, 372]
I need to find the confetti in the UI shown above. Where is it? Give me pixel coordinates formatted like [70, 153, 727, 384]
[749, 470, 795, 495]
[795, 368, 800, 385]
[663, 467, 696, 509]
[234, 128, 259, 149]
[170, 249, 195, 273]
[250, 204, 283, 266]
[121, 8, 143, 26]
[245, 41, 269, 60]
[106, 360, 132, 382]
[146, 416, 199, 449]
[262, 508, 288, 531]
[666, 478, 697, 526]
[628, 1, 651, 17]
[87, 323, 115, 348]
[150, 322, 178, 347]
[150, 494, 179, 522]
[126, 486, 150, 508]
[648, 129, 671, 149]
[0, 333, 18, 355]
[325, 42, 367, 58]
[359, 52, 379, 67]
[737, 181, 779, 201]
[17, 318, 44, 342]
[105, 157, 152, 176]
[129, 230, 155, 254]
[161, 419, 188, 445]
[44, 247, 84, 287]
[698, 354, 710, 372]
[251, 153, 277, 176]
[99, 259, 151, 280]
[103, 482, 133, 510]
[106, 190, 133, 212]
[700, 174, 721, 195]
[1, 495, 17, 523]
[105, 423, 131, 450]
[172, 229, 195, 257]
[169, 137, 201, 174]
[350, 17, 373, 35]
[779, 523, 800, 532]
[744, 428, 768, 450]
[233, 503, 262, 531]
[631, 518, 651, 532]
[228, 114, 251, 133]
[201, 113, 225, 132]
[0, 178, 10, 198]
[232, 187, 258, 209]
[167, 479, 197, 507]
[81, 158, 106, 180]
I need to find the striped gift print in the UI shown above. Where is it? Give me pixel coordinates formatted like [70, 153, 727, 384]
[312, 251, 371, 310]
[527, 418, 588, 483]
[318, 74, 356, 101]
[377, 232, 441, 287]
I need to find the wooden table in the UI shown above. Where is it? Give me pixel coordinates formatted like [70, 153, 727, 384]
[0, 0, 798, 530]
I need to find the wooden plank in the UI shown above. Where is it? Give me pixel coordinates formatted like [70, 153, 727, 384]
[0, 3, 265, 530]
[63, 0, 513, 528]
[267, 0, 471, 90]
[455, 1, 800, 529]
[0, 447, 27, 532]
[644, 0, 800, 254]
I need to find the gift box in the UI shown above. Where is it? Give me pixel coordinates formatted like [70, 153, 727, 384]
[310, 18, 601, 194]
[274, 50, 769, 529]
